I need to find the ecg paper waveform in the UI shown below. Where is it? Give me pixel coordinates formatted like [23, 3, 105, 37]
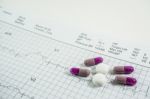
[0, 20, 150, 99]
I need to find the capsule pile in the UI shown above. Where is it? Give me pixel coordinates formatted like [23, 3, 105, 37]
[70, 56, 137, 86]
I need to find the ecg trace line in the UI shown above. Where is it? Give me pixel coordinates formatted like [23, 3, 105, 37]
[0, 41, 150, 98]
[0, 20, 150, 99]
[0, 83, 34, 99]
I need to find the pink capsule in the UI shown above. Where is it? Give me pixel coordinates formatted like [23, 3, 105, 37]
[70, 67, 90, 77]
[113, 66, 134, 74]
[84, 57, 103, 66]
[115, 76, 137, 86]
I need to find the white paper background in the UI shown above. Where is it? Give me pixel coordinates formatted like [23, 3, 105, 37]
[1, 0, 150, 46]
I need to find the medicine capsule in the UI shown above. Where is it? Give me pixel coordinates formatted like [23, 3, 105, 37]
[115, 76, 137, 86]
[113, 66, 134, 74]
[84, 57, 103, 66]
[70, 67, 90, 77]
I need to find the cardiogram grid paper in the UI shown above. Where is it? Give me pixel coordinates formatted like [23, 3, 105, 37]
[0, 20, 150, 99]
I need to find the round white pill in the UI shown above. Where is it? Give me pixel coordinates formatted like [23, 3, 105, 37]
[96, 63, 110, 74]
[92, 73, 107, 86]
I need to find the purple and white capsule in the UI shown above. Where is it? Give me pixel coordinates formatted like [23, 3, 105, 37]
[113, 66, 134, 74]
[70, 67, 91, 77]
[115, 76, 137, 86]
[84, 57, 103, 66]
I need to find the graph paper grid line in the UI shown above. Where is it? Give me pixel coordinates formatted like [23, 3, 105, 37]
[0, 20, 150, 99]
